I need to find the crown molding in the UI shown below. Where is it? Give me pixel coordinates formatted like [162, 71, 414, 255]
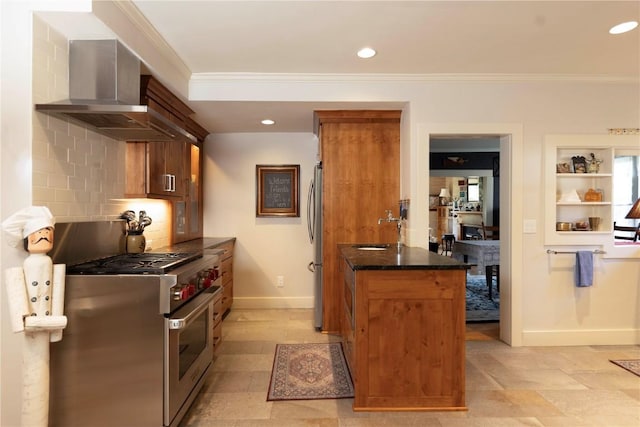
[98, 0, 191, 95]
[191, 72, 639, 84]
[109, 0, 190, 76]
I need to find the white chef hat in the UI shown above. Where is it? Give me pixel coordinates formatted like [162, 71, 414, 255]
[1, 206, 55, 248]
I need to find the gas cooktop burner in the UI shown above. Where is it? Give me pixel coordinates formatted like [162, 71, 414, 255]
[67, 252, 201, 275]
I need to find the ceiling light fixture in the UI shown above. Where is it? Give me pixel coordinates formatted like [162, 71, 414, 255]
[609, 21, 638, 34]
[261, 119, 275, 126]
[357, 47, 376, 59]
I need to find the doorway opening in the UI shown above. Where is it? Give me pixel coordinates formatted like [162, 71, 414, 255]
[415, 123, 524, 346]
[430, 136, 501, 330]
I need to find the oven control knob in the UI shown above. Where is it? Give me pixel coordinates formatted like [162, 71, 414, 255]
[187, 284, 196, 296]
[174, 285, 189, 300]
[201, 277, 212, 289]
[172, 286, 184, 301]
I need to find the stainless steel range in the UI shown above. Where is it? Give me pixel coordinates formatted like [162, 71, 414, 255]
[49, 221, 221, 427]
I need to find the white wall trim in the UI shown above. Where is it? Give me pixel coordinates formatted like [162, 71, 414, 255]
[192, 72, 639, 84]
[92, 0, 191, 98]
[522, 329, 640, 346]
[232, 297, 315, 310]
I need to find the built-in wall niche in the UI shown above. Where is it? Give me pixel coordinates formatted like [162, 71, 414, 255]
[544, 134, 640, 258]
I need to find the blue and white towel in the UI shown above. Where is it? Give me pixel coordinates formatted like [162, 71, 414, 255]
[574, 251, 594, 287]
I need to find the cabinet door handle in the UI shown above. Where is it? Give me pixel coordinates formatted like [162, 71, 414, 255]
[170, 174, 176, 192]
[163, 174, 172, 192]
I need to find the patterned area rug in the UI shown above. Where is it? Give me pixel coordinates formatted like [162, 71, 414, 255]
[610, 359, 640, 377]
[267, 342, 354, 401]
[466, 273, 500, 323]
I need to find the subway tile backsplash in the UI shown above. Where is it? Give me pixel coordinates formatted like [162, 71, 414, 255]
[31, 16, 170, 250]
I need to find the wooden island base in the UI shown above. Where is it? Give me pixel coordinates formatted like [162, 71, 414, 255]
[340, 245, 469, 411]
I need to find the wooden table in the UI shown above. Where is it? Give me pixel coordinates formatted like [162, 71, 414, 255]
[452, 240, 500, 299]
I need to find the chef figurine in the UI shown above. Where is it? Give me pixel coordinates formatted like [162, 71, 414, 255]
[2, 206, 67, 427]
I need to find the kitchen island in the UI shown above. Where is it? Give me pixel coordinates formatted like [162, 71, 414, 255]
[339, 244, 470, 412]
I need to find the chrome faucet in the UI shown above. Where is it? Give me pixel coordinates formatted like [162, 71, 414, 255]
[378, 209, 403, 249]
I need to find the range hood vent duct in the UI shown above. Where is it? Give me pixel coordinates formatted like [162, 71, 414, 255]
[35, 40, 196, 144]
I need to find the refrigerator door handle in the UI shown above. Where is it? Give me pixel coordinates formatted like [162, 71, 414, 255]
[307, 177, 315, 243]
[307, 261, 315, 273]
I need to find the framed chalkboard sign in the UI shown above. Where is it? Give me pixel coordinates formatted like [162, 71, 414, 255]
[256, 165, 300, 217]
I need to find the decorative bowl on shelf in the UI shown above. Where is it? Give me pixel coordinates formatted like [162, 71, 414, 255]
[574, 221, 590, 231]
[556, 222, 573, 231]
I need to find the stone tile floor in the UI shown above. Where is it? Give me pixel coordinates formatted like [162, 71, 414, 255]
[180, 309, 640, 427]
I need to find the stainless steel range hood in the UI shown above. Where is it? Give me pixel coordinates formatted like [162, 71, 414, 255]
[35, 40, 196, 143]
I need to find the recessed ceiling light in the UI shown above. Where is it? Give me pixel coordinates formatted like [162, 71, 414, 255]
[609, 21, 638, 34]
[261, 119, 275, 126]
[357, 47, 376, 59]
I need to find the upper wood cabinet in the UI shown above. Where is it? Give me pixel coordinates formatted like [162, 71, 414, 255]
[126, 76, 209, 242]
[314, 110, 401, 334]
[125, 76, 210, 201]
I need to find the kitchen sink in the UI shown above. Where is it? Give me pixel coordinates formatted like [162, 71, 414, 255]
[353, 244, 390, 251]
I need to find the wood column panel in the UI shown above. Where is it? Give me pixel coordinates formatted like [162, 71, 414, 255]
[317, 110, 401, 333]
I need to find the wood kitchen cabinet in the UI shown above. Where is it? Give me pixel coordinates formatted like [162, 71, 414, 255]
[172, 143, 202, 242]
[315, 110, 401, 333]
[340, 247, 467, 411]
[126, 76, 202, 199]
[125, 141, 186, 198]
[140, 76, 192, 198]
[153, 141, 187, 197]
[217, 240, 235, 316]
[125, 75, 210, 243]
[212, 288, 223, 353]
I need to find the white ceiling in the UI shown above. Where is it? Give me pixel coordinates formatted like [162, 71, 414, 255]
[53, 1, 640, 133]
[132, 0, 639, 75]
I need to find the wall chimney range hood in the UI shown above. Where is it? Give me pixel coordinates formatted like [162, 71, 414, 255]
[35, 40, 196, 144]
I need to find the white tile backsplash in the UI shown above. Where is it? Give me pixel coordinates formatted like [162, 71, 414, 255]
[31, 16, 170, 250]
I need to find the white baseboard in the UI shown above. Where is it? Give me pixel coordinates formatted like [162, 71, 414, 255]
[232, 297, 314, 309]
[522, 328, 640, 346]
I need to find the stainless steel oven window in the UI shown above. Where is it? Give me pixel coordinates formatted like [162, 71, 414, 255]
[177, 307, 208, 378]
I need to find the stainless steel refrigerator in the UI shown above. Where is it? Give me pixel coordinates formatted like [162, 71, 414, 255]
[307, 162, 323, 329]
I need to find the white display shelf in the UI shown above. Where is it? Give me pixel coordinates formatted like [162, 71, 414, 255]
[544, 134, 639, 248]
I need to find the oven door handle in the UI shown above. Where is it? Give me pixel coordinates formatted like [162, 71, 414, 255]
[168, 291, 216, 330]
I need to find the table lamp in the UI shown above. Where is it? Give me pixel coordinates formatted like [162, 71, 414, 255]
[439, 188, 451, 205]
[625, 198, 640, 219]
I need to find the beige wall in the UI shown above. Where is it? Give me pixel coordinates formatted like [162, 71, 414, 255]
[203, 132, 317, 308]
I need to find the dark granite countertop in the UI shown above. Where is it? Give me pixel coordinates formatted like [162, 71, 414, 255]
[154, 237, 236, 254]
[340, 244, 470, 271]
